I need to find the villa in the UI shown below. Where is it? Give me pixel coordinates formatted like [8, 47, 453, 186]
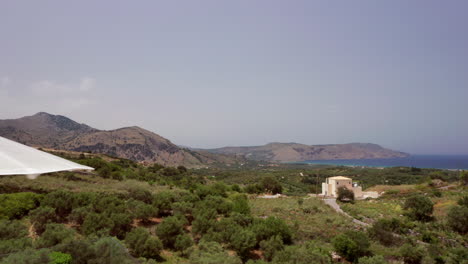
[321, 176, 363, 198]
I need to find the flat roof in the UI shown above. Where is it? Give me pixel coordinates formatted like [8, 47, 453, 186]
[327, 176, 352, 180]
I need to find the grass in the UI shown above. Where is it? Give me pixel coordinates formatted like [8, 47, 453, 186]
[249, 196, 357, 242]
[340, 199, 404, 223]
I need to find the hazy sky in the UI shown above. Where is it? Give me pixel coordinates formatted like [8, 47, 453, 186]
[1, 1, 467, 154]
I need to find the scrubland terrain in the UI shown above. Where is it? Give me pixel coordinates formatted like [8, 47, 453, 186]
[0, 153, 466, 264]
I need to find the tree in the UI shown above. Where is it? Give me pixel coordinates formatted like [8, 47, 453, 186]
[332, 231, 370, 262]
[88, 237, 135, 264]
[260, 177, 282, 194]
[404, 195, 434, 221]
[337, 187, 354, 203]
[368, 218, 404, 246]
[156, 216, 185, 248]
[125, 227, 162, 259]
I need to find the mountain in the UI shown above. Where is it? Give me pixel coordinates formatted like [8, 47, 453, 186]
[0, 113, 243, 167]
[205, 142, 409, 162]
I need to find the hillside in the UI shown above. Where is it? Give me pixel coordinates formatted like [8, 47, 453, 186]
[206, 142, 409, 162]
[0, 112, 242, 167]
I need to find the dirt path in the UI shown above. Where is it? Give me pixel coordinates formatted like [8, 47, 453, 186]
[323, 198, 369, 226]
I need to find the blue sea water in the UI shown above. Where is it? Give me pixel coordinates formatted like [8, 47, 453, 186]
[297, 155, 468, 170]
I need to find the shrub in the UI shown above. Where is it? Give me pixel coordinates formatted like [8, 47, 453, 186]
[156, 216, 185, 248]
[192, 208, 217, 235]
[81, 213, 113, 236]
[400, 243, 424, 264]
[260, 235, 284, 261]
[128, 187, 153, 204]
[189, 240, 242, 264]
[36, 223, 76, 248]
[337, 187, 354, 203]
[174, 234, 194, 255]
[231, 194, 251, 215]
[332, 231, 370, 262]
[125, 227, 162, 259]
[230, 229, 256, 260]
[368, 218, 404, 246]
[272, 244, 331, 264]
[88, 237, 135, 264]
[457, 195, 468, 207]
[153, 191, 176, 215]
[29, 206, 57, 234]
[358, 255, 387, 264]
[41, 190, 74, 219]
[447, 205, 468, 234]
[0, 192, 42, 220]
[0, 248, 51, 264]
[54, 239, 96, 264]
[0, 220, 28, 240]
[404, 195, 434, 222]
[68, 206, 91, 225]
[251, 216, 292, 244]
[50, 251, 73, 264]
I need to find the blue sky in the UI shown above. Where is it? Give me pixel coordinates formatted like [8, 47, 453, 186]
[0, 0, 467, 154]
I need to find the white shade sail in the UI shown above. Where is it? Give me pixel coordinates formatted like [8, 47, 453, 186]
[0, 136, 94, 178]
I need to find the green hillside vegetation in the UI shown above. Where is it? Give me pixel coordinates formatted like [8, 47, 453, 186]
[0, 154, 466, 264]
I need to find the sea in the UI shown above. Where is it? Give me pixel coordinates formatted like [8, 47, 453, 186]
[296, 155, 468, 170]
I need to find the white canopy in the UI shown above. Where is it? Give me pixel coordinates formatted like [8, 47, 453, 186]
[0, 136, 94, 179]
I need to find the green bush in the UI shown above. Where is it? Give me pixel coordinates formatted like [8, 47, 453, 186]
[49, 251, 72, 264]
[41, 190, 75, 220]
[0, 248, 51, 264]
[36, 223, 76, 248]
[230, 229, 256, 260]
[368, 218, 404, 246]
[447, 205, 468, 234]
[400, 243, 424, 264]
[404, 195, 434, 222]
[189, 240, 242, 264]
[54, 239, 96, 264]
[0, 192, 42, 220]
[81, 213, 113, 236]
[332, 231, 370, 262]
[358, 255, 387, 264]
[251, 216, 292, 244]
[128, 187, 153, 204]
[174, 233, 194, 255]
[125, 227, 162, 259]
[29, 206, 57, 234]
[260, 235, 284, 261]
[156, 216, 185, 248]
[231, 194, 251, 215]
[272, 243, 331, 264]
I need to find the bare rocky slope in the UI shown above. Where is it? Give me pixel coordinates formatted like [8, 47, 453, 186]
[0, 112, 242, 167]
[205, 142, 409, 162]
